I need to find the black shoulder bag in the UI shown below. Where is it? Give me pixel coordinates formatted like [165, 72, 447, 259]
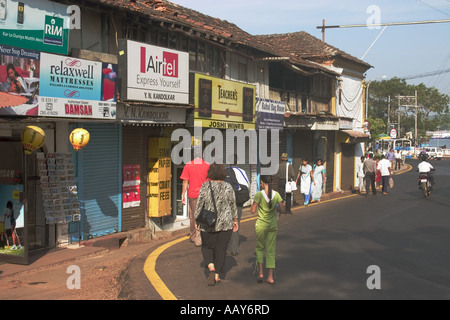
[195, 181, 218, 227]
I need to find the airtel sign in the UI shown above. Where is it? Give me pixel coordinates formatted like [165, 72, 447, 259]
[124, 40, 189, 104]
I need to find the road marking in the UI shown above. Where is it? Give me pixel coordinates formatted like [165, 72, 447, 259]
[144, 164, 411, 300]
[143, 235, 188, 300]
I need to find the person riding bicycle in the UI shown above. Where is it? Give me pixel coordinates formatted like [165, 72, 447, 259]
[417, 154, 435, 189]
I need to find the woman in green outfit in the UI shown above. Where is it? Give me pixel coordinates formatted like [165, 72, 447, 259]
[251, 175, 285, 284]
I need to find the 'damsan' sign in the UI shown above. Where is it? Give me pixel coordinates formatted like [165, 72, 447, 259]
[38, 53, 117, 119]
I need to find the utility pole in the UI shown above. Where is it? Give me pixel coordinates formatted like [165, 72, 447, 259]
[396, 93, 418, 144]
[414, 90, 418, 146]
[387, 95, 391, 130]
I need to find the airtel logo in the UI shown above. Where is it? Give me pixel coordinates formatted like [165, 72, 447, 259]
[140, 47, 178, 78]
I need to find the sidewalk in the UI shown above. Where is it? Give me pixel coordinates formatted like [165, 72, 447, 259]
[0, 163, 411, 280]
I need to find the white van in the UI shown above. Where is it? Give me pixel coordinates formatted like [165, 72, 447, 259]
[426, 147, 443, 160]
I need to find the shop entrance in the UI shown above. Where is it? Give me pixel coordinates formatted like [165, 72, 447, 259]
[0, 140, 48, 256]
[172, 164, 188, 220]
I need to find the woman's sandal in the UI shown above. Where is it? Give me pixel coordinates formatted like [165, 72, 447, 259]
[257, 276, 264, 283]
[207, 271, 216, 286]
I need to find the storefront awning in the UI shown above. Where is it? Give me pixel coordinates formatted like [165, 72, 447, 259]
[339, 130, 370, 143]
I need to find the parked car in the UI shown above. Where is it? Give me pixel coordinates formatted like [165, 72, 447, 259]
[416, 147, 443, 160]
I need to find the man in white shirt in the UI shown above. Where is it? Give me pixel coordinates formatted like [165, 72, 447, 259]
[400, 148, 408, 165]
[395, 150, 402, 170]
[357, 156, 366, 193]
[418, 156, 435, 188]
[377, 155, 392, 195]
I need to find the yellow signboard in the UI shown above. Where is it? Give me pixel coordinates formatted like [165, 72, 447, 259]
[148, 138, 172, 217]
[194, 73, 256, 129]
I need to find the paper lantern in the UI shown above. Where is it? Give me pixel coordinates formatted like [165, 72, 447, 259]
[70, 128, 90, 151]
[21, 126, 46, 154]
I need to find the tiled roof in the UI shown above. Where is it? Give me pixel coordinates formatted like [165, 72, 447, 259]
[92, 0, 262, 49]
[85, 1, 350, 75]
[254, 31, 372, 70]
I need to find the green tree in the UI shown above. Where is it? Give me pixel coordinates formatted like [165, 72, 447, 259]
[366, 78, 450, 143]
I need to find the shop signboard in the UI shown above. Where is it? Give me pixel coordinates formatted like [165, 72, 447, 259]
[255, 97, 285, 130]
[38, 53, 117, 119]
[117, 104, 186, 124]
[120, 40, 189, 105]
[191, 73, 256, 130]
[0, 45, 117, 119]
[0, 0, 70, 55]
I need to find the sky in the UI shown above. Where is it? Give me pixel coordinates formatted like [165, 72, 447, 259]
[169, 0, 450, 96]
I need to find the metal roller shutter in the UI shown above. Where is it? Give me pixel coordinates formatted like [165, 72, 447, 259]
[72, 123, 121, 240]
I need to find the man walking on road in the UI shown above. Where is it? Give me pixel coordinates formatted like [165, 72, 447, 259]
[377, 155, 392, 195]
[181, 147, 210, 247]
[363, 153, 377, 196]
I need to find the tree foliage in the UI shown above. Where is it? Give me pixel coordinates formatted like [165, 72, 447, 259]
[366, 78, 450, 143]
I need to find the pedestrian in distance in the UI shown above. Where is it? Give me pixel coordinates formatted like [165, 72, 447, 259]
[395, 150, 402, 170]
[296, 159, 313, 206]
[310, 159, 326, 203]
[195, 163, 238, 286]
[357, 156, 366, 193]
[251, 175, 285, 285]
[387, 148, 396, 171]
[377, 154, 392, 195]
[363, 153, 377, 196]
[276, 153, 296, 214]
[375, 157, 382, 190]
[401, 148, 408, 165]
[225, 154, 250, 256]
[180, 146, 210, 247]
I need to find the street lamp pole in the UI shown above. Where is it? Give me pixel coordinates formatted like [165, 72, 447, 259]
[365, 75, 386, 120]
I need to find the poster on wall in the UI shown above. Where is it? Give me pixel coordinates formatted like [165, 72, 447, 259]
[0, 0, 70, 55]
[37, 152, 80, 225]
[0, 44, 40, 116]
[148, 138, 171, 217]
[0, 184, 24, 257]
[122, 164, 141, 208]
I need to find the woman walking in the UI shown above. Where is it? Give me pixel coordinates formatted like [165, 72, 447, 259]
[251, 175, 285, 284]
[4, 200, 21, 250]
[296, 159, 313, 206]
[195, 163, 238, 286]
[310, 159, 326, 203]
